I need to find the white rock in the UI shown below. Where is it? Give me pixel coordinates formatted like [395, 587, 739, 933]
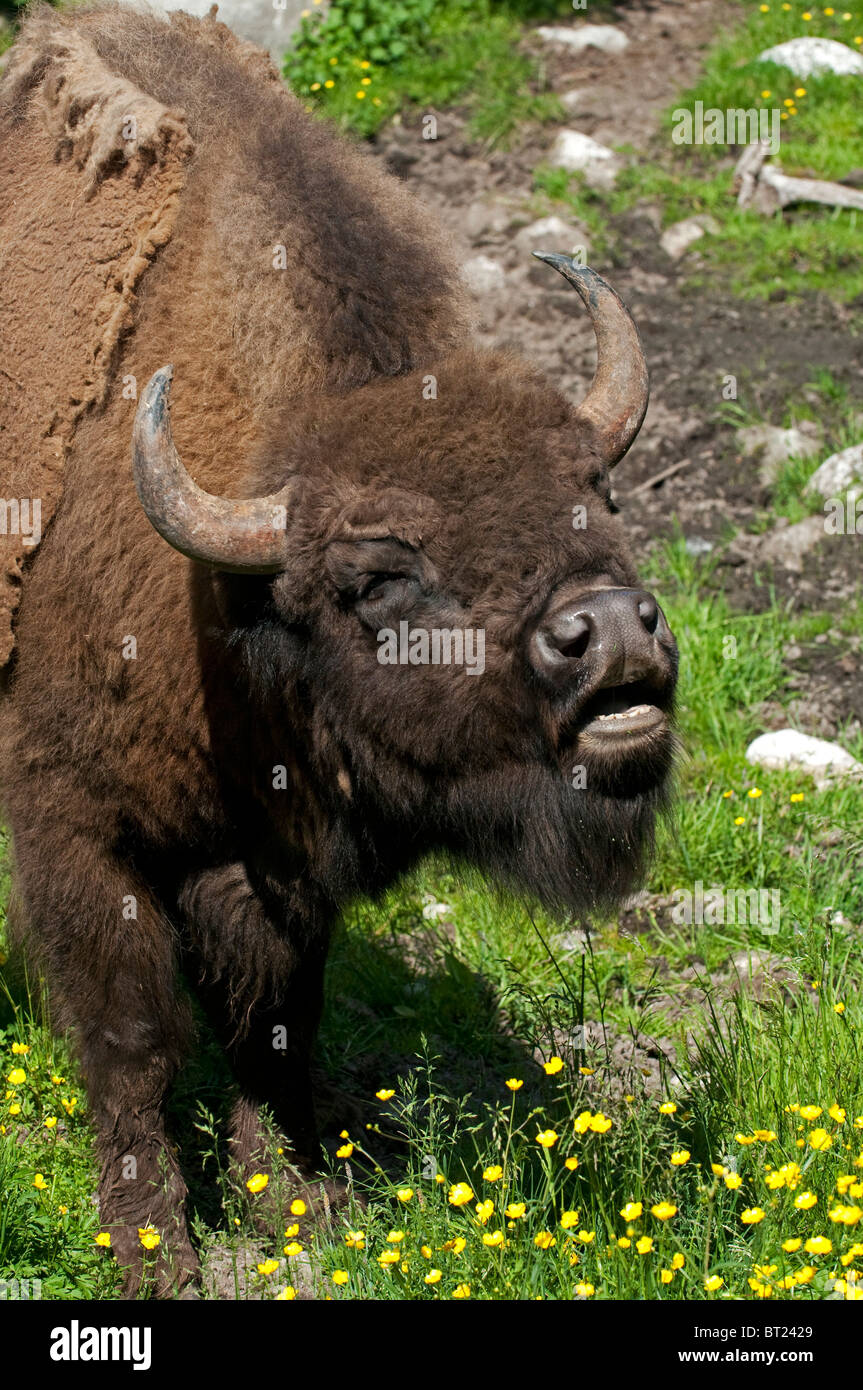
[758, 36, 863, 79]
[560, 90, 582, 113]
[461, 255, 506, 295]
[757, 514, 826, 571]
[659, 215, 720, 261]
[137, 0, 308, 60]
[738, 423, 821, 485]
[515, 214, 589, 258]
[549, 130, 622, 189]
[746, 729, 863, 787]
[805, 441, 863, 498]
[537, 24, 629, 55]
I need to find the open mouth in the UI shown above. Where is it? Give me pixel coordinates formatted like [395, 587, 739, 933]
[566, 681, 670, 743]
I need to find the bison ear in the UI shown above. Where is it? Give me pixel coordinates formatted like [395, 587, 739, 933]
[532, 255, 649, 468]
[132, 367, 298, 572]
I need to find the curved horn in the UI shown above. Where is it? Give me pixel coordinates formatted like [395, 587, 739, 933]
[532, 254, 649, 466]
[132, 366, 295, 573]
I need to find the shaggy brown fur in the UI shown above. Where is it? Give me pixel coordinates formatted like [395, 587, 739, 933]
[0, 5, 677, 1297]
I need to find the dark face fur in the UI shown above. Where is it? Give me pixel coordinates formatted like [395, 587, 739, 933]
[233, 350, 679, 915]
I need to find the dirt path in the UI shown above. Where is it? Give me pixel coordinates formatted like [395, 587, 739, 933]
[372, 0, 863, 741]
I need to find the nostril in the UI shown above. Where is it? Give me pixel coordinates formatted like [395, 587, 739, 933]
[638, 595, 659, 634]
[557, 619, 591, 661]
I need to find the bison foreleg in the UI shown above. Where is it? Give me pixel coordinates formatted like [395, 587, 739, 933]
[180, 863, 329, 1175]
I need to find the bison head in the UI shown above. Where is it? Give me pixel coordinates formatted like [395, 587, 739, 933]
[132, 259, 678, 915]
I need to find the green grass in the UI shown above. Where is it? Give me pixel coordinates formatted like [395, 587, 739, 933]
[282, 0, 572, 144]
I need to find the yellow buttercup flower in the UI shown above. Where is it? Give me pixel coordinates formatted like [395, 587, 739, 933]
[94, 1232, 111, 1247]
[564, 1156, 579, 1171]
[505, 1203, 526, 1219]
[376, 1088, 395, 1100]
[704, 1275, 723, 1291]
[396, 1188, 413, 1203]
[44, 1117, 57, 1129]
[138, 1227, 160, 1250]
[620, 1202, 643, 1221]
[590, 1113, 612, 1134]
[7, 1069, 25, 1086]
[829, 1105, 846, 1124]
[574, 1282, 595, 1297]
[378, 1249, 399, 1266]
[275, 1286, 296, 1300]
[424, 1269, 442, 1284]
[452, 1284, 471, 1299]
[560, 1211, 580, 1229]
[543, 1057, 564, 1076]
[33, 1173, 48, 1190]
[651, 1202, 677, 1221]
[672, 1253, 685, 1270]
[804, 1235, 831, 1255]
[448, 1182, 474, 1207]
[741, 1208, 766, 1224]
[332, 1270, 349, 1286]
[475, 1200, 494, 1225]
[809, 1129, 832, 1152]
[659, 1102, 677, 1115]
[505, 1079, 523, 1092]
[483, 1165, 503, 1182]
[257, 1260, 279, 1276]
[535, 1231, 556, 1249]
[336, 1143, 354, 1158]
[799, 1105, 822, 1121]
[636, 1236, 653, 1254]
[482, 1230, 504, 1247]
[660, 1269, 674, 1284]
[725, 1173, 743, 1190]
[246, 1173, 268, 1194]
[11, 1043, 29, 1055]
[536, 1129, 558, 1148]
[670, 1150, 690, 1166]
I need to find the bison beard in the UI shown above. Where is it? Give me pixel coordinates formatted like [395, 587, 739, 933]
[0, 5, 679, 1299]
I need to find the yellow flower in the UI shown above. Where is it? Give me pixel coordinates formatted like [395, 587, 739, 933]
[44, 1117, 57, 1129]
[94, 1232, 111, 1247]
[535, 1231, 556, 1249]
[782, 1237, 802, 1252]
[290, 1199, 307, 1217]
[396, 1188, 413, 1203]
[424, 1269, 442, 1284]
[8, 1104, 20, 1116]
[375, 1088, 395, 1100]
[310, 82, 321, 92]
[741, 1208, 766, 1224]
[577, 1230, 595, 1244]
[711, 1163, 726, 1176]
[734, 816, 746, 826]
[704, 1275, 724, 1292]
[754, 1130, 776, 1142]
[475, 1200, 494, 1225]
[804, 1235, 831, 1255]
[543, 1056, 564, 1076]
[138, 1227, 160, 1250]
[421, 1245, 432, 1259]
[589, 1113, 612, 1134]
[284, 1242, 304, 1257]
[722, 789, 734, 798]
[672, 1253, 685, 1270]
[387, 1230, 405, 1244]
[793, 1189, 817, 1210]
[736, 1133, 756, 1145]
[246, 1173, 269, 1194]
[749, 1278, 773, 1298]
[7, 1069, 25, 1086]
[829, 1205, 862, 1226]
[835, 1003, 846, 1014]
[660, 1269, 674, 1284]
[51, 1076, 64, 1085]
[620, 1202, 643, 1221]
[483, 1165, 503, 1182]
[636, 1236, 653, 1254]
[11, 1043, 29, 1055]
[659, 1102, 677, 1115]
[651, 1202, 677, 1221]
[579, 1067, 594, 1076]
[275, 1286, 296, 1300]
[505, 1079, 523, 1092]
[760, 90, 772, 98]
[443, 1236, 466, 1254]
[482, 1230, 504, 1247]
[670, 1150, 690, 1166]
[355, 91, 366, 100]
[809, 1128, 832, 1151]
[573, 1110, 592, 1134]
[564, 1157, 579, 1171]
[283, 1224, 299, 1238]
[505, 1203, 526, 1219]
[794, 87, 806, 98]
[536, 1129, 558, 1148]
[378, 1249, 399, 1266]
[33, 1173, 49, 1190]
[725, 1173, 742, 1190]
[829, 1105, 846, 1124]
[560, 1211, 580, 1229]
[58, 1205, 68, 1215]
[361, 77, 371, 85]
[617, 1237, 631, 1249]
[574, 1282, 595, 1297]
[766, 1172, 785, 1190]
[257, 1259, 280, 1276]
[448, 1182, 474, 1207]
[336, 1143, 354, 1158]
[452, 1284, 471, 1299]
[331, 1269, 349, 1286]
[359, 60, 371, 69]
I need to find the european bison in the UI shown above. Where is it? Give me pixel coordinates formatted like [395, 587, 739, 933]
[0, 5, 677, 1296]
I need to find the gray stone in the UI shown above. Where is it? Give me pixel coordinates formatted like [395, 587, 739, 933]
[659, 215, 720, 261]
[738, 423, 822, 485]
[139, 0, 308, 62]
[548, 129, 622, 190]
[758, 514, 826, 571]
[758, 36, 863, 79]
[746, 728, 863, 788]
[461, 255, 506, 295]
[805, 441, 863, 498]
[515, 214, 590, 260]
[536, 24, 629, 56]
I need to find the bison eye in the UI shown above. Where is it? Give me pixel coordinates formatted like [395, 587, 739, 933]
[354, 573, 419, 619]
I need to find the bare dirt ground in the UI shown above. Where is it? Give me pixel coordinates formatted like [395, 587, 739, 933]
[373, 0, 863, 739]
